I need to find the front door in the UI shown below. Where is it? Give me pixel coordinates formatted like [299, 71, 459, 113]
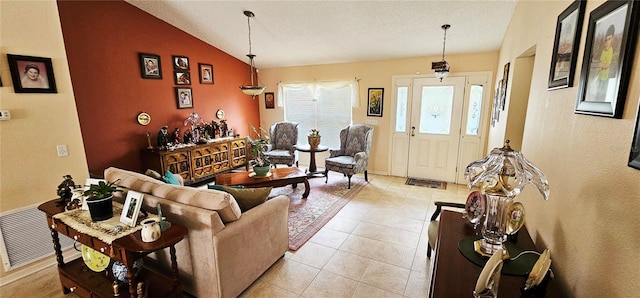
[406, 77, 466, 182]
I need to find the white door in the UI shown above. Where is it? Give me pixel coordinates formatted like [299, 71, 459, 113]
[456, 75, 491, 182]
[407, 77, 466, 182]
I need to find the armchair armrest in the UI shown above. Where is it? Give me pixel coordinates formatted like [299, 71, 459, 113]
[354, 152, 366, 162]
[430, 201, 466, 221]
[329, 148, 341, 157]
[265, 144, 273, 152]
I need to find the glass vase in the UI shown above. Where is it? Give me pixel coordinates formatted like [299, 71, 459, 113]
[480, 194, 512, 255]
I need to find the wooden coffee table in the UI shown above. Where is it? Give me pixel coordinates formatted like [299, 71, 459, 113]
[214, 167, 310, 198]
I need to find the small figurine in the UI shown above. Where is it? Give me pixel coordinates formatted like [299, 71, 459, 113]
[56, 174, 76, 205]
[146, 131, 153, 149]
[183, 129, 193, 144]
[157, 125, 169, 149]
[172, 128, 181, 145]
[219, 120, 228, 138]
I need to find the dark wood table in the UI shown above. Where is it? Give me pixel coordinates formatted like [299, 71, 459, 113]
[294, 144, 329, 177]
[38, 199, 187, 298]
[214, 167, 310, 198]
[429, 210, 565, 298]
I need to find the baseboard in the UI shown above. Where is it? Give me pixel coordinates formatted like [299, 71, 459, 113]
[0, 247, 80, 287]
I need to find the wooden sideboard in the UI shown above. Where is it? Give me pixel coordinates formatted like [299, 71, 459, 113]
[141, 137, 248, 185]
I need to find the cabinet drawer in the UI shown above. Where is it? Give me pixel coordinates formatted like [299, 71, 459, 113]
[59, 273, 92, 297]
[66, 229, 90, 246]
[91, 240, 111, 257]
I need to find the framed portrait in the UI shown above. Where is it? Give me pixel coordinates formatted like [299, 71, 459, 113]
[629, 99, 640, 170]
[7, 54, 57, 93]
[139, 53, 162, 79]
[198, 63, 214, 84]
[548, 0, 586, 90]
[172, 55, 189, 70]
[174, 71, 191, 85]
[176, 87, 193, 109]
[367, 88, 384, 117]
[265, 92, 275, 109]
[498, 79, 506, 111]
[120, 190, 144, 227]
[575, 0, 639, 118]
[502, 62, 510, 103]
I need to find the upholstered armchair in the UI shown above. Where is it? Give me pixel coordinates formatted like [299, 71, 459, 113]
[324, 124, 373, 189]
[264, 121, 299, 167]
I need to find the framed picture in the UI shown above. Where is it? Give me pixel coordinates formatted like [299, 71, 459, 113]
[548, 0, 586, 90]
[367, 88, 384, 117]
[498, 79, 506, 111]
[176, 87, 193, 109]
[265, 92, 275, 109]
[139, 53, 162, 79]
[629, 99, 640, 170]
[575, 0, 639, 118]
[120, 190, 144, 227]
[502, 62, 510, 104]
[174, 71, 191, 85]
[7, 54, 57, 93]
[172, 55, 189, 70]
[198, 63, 214, 84]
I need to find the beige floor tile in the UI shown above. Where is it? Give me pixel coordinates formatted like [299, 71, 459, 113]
[338, 234, 383, 259]
[325, 215, 360, 233]
[259, 258, 320, 295]
[301, 270, 358, 298]
[0, 265, 76, 298]
[372, 241, 416, 269]
[239, 280, 299, 298]
[352, 283, 403, 298]
[352, 222, 421, 248]
[322, 250, 372, 281]
[309, 227, 350, 249]
[361, 260, 410, 295]
[363, 214, 424, 234]
[404, 269, 430, 298]
[288, 241, 336, 269]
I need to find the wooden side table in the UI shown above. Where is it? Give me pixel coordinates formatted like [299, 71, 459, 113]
[38, 200, 187, 298]
[294, 144, 329, 177]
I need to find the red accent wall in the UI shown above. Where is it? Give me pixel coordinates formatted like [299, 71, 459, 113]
[57, 0, 259, 174]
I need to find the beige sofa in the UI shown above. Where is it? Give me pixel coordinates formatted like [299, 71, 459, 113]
[104, 167, 289, 298]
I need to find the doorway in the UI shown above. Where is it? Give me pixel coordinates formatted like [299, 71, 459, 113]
[389, 73, 492, 183]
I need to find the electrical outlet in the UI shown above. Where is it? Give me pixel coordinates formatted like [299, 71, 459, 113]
[56, 145, 68, 157]
[0, 110, 11, 120]
[366, 119, 378, 125]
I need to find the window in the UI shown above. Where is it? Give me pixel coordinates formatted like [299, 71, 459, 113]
[279, 81, 358, 148]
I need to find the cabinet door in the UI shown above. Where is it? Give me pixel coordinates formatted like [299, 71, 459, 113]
[163, 151, 191, 181]
[230, 138, 247, 168]
[210, 142, 230, 173]
[191, 145, 216, 180]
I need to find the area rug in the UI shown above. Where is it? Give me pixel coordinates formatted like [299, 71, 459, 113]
[268, 172, 369, 250]
[405, 177, 447, 189]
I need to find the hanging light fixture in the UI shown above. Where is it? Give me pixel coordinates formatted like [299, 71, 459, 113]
[239, 10, 266, 98]
[432, 24, 451, 82]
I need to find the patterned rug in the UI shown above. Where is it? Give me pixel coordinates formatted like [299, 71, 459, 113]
[405, 177, 447, 189]
[269, 172, 368, 250]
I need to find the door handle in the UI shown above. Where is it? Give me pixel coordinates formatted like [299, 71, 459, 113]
[411, 126, 415, 137]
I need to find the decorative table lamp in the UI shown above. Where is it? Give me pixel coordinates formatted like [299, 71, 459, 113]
[465, 140, 549, 255]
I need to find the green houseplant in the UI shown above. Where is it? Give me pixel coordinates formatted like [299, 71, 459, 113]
[248, 125, 271, 176]
[83, 180, 121, 221]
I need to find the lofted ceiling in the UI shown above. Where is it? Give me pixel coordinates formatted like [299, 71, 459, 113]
[126, 0, 517, 69]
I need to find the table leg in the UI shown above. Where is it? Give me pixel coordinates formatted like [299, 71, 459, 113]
[302, 178, 310, 199]
[170, 245, 182, 296]
[308, 150, 317, 172]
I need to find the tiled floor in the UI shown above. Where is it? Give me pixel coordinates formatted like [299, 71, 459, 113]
[0, 174, 470, 298]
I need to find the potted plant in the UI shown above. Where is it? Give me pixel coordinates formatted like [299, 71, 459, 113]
[248, 125, 271, 176]
[83, 180, 121, 221]
[308, 128, 321, 148]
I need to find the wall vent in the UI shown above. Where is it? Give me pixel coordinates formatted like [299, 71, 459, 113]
[0, 204, 74, 271]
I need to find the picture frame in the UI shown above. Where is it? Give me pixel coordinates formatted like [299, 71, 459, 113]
[174, 71, 191, 85]
[176, 87, 193, 109]
[629, 100, 640, 170]
[548, 0, 586, 90]
[139, 53, 162, 79]
[265, 92, 275, 109]
[120, 190, 144, 227]
[198, 63, 214, 84]
[367, 88, 384, 117]
[575, 0, 639, 118]
[498, 79, 506, 111]
[172, 55, 190, 70]
[502, 62, 510, 105]
[7, 54, 57, 93]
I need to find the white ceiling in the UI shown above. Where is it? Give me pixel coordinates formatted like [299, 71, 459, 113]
[126, 0, 517, 69]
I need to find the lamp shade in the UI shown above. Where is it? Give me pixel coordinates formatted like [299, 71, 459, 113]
[240, 85, 266, 96]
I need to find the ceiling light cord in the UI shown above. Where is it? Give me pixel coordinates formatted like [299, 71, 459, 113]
[441, 24, 449, 62]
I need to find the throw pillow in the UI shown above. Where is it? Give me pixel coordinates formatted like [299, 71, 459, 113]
[145, 169, 162, 180]
[162, 170, 181, 185]
[219, 186, 272, 212]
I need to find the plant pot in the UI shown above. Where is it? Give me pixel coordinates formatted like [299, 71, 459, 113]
[308, 136, 321, 148]
[87, 195, 113, 221]
[253, 165, 271, 177]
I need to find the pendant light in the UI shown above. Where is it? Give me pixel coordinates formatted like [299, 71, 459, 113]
[431, 24, 451, 82]
[239, 10, 266, 98]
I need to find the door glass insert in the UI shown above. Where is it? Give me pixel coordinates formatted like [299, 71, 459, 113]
[395, 86, 408, 132]
[466, 84, 483, 135]
[419, 86, 454, 134]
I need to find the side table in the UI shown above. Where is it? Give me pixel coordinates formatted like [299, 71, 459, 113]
[294, 144, 329, 178]
[38, 199, 187, 298]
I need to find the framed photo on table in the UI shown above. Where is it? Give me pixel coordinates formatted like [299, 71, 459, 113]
[548, 0, 585, 90]
[575, 0, 639, 118]
[7, 54, 57, 93]
[198, 63, 214, 84]
[121, 190, 144, 227]
[367, 88, 384, 117]
[139, 53, 162, 79]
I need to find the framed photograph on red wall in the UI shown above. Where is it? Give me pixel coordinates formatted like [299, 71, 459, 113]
[198, 63, 213, 84]
[176, 87, 193, 109]
[139, 53, 162, 79]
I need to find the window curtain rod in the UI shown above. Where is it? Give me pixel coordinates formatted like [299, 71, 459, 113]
[278, 77, 360, 84]
[277, 79, 360, 108]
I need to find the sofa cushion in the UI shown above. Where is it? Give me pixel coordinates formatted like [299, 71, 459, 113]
[104, 167, 242, 222]
[218, 186, 272, 212]
[162, 170, 181, 185]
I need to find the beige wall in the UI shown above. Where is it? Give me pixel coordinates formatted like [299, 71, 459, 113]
[494, 0, 640, 297]
[0, 0, 88, 277]
[259, 52, 499, 173]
